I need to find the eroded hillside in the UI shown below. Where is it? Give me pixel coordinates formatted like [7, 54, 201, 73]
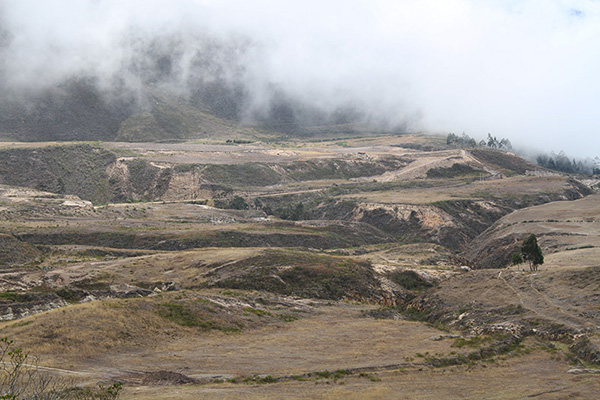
[0, 140, 591, 251]
[0, 135, 599, 399]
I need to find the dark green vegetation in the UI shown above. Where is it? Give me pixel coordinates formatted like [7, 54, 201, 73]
[11, 222, 391, 251]
[520, 234, 544, 271]
[446, 133, 512, 151]
[387, 270, 433, 292]
[0, 291, 35, 302]
[157, 302, 241, 332]
[511, 251, 524, 266]
[536, 151, 600, 175]
[446, 132, 599, 175]
[154, 292, 306, 333]
[0, 233, 41, 268]
[0, 78, 130, 142]
[202, 163, 283, 187]
[0, 75, 274, 143]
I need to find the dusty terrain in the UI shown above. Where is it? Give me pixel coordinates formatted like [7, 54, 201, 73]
[0, 135, 598, 399]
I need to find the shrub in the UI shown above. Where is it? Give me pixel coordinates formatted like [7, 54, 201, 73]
[0, 337, 122, 399]
[388, 270, 433, 291]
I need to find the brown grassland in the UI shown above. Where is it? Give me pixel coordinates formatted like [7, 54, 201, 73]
[0, 135, 599, 399]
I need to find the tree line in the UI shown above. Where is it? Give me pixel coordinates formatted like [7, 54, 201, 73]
[536, 152, 600, 175]
[447, 133, 512, 150]
[447, 132, 600, 175]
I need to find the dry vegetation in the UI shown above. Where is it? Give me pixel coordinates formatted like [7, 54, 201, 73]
[0, 135, 598, 398]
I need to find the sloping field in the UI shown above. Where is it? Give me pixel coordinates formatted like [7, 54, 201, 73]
[466, 194, 600, 268]
[0, 138, 597, 399]
[343, 175, 574, 204]
[3, 294, 599, 400]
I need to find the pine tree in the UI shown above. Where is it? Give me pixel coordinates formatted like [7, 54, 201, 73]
[521, 234, 543, 271]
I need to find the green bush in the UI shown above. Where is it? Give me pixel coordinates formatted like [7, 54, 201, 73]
[388, 270, 433, 291]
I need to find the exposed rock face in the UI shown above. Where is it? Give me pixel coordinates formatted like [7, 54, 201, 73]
[0, 295, 67, 321]
[107, 158, 173, 202]
[570, 338, 600, 365]
[350, 202, 463, 246]
[464, 186, 596, 269]
[310, 199, 509, 251]
[161, 169, 216, 201]
[348, 180, 593, 254]
[463, 233, 522, 270]
[108, 284, 155, 298]
[354, 203, 455, 230]
[0, 282, 158, 321]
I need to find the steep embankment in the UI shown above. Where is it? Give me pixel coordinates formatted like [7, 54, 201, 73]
[464, 193, 600, 269]
[253, 177, 593, 251]
[0, 144, 593, 255]
[13, 222, 391, 251]
[0, 144, 116, 204]
[401, 264, 600, 344]
[396, 195, 600, 363]
[0, 143, 410, 203]
[0, 233, 41, 268]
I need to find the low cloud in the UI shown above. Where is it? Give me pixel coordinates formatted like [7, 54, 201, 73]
[1, 0, 598, 156]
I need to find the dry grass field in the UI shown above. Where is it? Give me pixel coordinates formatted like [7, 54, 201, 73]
[0, 136, 598, 399]
[343, 175, 573, 204]
[4, 296, 598, 400]
[122, 352, 600, 400]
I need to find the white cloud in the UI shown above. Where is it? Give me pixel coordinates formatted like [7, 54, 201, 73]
[1, 0, 599, 156]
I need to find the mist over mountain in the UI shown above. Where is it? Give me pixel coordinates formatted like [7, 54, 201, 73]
[0, 0, 398, 141]
[0, 0, 599, 155]
[0, 27, 371, 141]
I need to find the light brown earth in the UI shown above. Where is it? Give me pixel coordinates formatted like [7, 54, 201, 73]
[123, 352, 600, 400]
[0, 136, 598, 399]
[344, 175, 573, 204]
[3, 297, 598, 400]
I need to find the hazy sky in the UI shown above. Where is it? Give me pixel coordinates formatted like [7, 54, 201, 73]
[1, 0, 599, 157]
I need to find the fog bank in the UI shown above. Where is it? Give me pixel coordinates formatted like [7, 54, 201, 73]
[1, 0, 599, 155]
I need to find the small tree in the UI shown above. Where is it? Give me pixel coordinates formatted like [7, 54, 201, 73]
[0, 337, 121, 399]
[0, 337, 68, 399]
[447, 133, 458, 145]
[487, 133, 498, 149]
[499, 138, 512, 150]
[511, 251, 524, 266]
[521, 234, 543, 271]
